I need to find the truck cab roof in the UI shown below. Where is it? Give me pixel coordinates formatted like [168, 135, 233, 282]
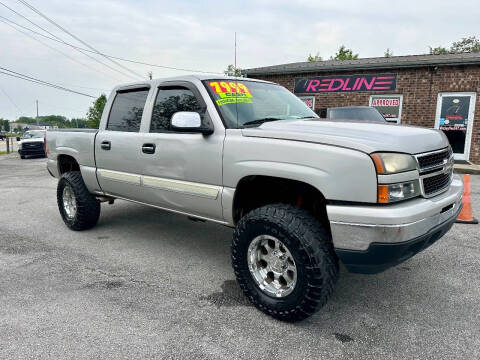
[111, 74, 274, 93]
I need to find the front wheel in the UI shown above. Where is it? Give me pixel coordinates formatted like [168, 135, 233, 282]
[232, 204, 339, 322]
[57, 171, 100, 231]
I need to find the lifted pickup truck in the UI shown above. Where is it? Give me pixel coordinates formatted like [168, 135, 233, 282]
[46, 75, 463, 322]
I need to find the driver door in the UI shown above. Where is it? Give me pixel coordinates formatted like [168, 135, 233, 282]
[139, 81, 225, 222]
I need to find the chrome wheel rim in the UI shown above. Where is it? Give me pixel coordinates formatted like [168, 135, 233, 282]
[247, 235, 297, 298]
[62, 184, 77, 219]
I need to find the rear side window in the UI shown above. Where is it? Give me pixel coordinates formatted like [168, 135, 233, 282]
[150, 87, 202, 132]
[107, 88, 150, 132]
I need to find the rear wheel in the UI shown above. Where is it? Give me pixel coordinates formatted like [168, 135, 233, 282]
[57, 171, 100, 230]
[232, 204, 339, 322]
[20, 155, 25, 159]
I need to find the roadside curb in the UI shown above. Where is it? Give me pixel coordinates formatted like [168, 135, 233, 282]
[454, 163, 480, 175]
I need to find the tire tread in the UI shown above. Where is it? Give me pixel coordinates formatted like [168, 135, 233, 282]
[57, 171, 100, 231]
[232, 203, 339, 322]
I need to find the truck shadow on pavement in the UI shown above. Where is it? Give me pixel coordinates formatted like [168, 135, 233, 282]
[92, 200, 471, 337]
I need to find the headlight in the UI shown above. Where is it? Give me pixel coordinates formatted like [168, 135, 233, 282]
[377, 180, 421, 203]
[370, 153, 417, 174]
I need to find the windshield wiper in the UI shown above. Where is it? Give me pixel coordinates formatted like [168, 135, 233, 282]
[242, 117, 284, 127]
[296, 116, 319, 119]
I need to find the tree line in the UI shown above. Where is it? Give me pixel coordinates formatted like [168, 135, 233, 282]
[307, 36, 480, 62]
[224, 35, 480, 75]
[0, 93, 107, 132]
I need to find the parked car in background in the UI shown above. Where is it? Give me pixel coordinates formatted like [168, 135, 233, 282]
[18, 130, 46, 159]
[326, 106, 387, 122]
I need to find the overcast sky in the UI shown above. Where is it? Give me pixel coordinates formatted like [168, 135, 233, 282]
[1, 0, 479, 120]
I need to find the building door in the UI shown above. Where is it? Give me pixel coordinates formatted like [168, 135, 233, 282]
[435, 92, 476, 161]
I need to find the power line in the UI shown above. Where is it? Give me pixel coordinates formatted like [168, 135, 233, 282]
[0, 85, 21, 112]
[0, 17, 124, 84]
[17, 0, 145, 80]
[0, 13, 221, 75]
[0, 66, 96, 98]
[0, 2, 139, 81]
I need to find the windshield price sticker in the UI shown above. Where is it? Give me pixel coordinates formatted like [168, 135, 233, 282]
[209, 81, 253, 106]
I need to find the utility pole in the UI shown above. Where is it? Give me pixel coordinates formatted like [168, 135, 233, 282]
[36, 100, 39, 126]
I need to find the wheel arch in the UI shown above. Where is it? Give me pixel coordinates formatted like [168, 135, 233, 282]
[57, 154, 80, 175]
[231, 175, 331, 234]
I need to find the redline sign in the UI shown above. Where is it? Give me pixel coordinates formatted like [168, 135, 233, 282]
[294, 74, 397, 93]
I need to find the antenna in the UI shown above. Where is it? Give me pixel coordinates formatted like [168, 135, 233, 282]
[234, 32, 237, 77]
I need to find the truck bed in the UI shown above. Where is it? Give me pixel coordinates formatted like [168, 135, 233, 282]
[46, 129, 98, 169]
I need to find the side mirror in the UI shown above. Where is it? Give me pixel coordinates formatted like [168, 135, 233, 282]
[170, 111, 213, 135]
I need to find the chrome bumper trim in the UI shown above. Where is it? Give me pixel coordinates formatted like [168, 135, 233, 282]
[328, 179, 463, 251]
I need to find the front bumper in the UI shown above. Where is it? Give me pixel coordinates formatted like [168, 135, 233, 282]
[18, 148, 45, 156]
[327, 175, 463, 274]
[335, 203, 461, 274]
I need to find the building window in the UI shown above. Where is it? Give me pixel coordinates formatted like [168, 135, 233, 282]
[369, 94, 403, 124]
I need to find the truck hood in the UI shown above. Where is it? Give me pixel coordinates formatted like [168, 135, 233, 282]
[241, 120, 449, 154]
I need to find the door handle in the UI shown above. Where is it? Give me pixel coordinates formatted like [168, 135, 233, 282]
[101, 141, 111, 150]
[142, 143, 156, 154]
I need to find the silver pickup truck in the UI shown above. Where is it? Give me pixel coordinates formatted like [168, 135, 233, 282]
[46, 75, 463, 322]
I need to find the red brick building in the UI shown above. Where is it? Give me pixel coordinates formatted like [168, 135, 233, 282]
[245, 53, 480, 164]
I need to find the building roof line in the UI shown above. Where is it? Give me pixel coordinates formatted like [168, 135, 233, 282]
[244, 52, 480, 76]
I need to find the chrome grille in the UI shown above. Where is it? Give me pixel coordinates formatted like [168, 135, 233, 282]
[422, 172, 451, 196]
[23, 142, 43, 149]
[414, 147, 454, 198]
[416, 147, 452, 171]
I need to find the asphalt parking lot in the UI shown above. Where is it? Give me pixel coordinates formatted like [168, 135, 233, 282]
[1, 154, 479, 359]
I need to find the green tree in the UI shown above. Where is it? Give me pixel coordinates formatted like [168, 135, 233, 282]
[384, 48, 393, 57]
[429, 46, 449, 55]
[450, 36, 480, 53]
[71, 118, 87, 128]
[224, 64, 243, 77]
[307, 52, 323, 62]
[86, 94, 107, 128]
[429, 36, 480, 55]
[0, 119, 9, 132]
[331, 45, 359, 60]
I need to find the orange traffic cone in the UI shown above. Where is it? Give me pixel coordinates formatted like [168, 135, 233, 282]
[456, 174, 478, 224]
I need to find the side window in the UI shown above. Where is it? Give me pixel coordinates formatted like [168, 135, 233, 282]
[151, 86, 202, 132]
[106, 88, 149, 132]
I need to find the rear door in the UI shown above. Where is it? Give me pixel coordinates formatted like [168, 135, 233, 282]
[95, 86, 153, 202]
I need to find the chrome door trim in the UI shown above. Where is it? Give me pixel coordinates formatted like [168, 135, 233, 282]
[97, 168, 220, 199]
[142, 176, 220, 199]
[97, 169, 141, 185]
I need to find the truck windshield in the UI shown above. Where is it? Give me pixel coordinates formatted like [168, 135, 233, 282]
[204, 80, 318, 128]
[23, 132, 44, 138]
